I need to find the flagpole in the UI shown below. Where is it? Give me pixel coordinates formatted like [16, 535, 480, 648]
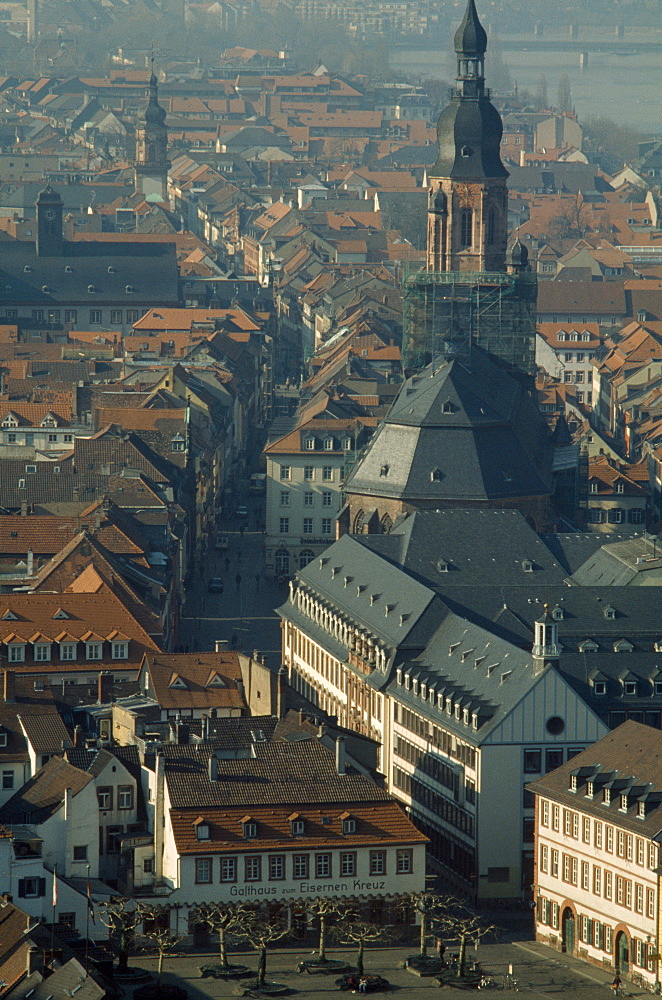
[50, 864, 57, 965]
[85, 864, 90, 974]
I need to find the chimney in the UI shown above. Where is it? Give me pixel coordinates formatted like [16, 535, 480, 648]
[74, 724, 84, 748]
[208, 753, 218, 782]
[210, 708, 217, 720]
[63, 786, 72, 820]
[201, 715, 209, 741]
[236, 679, 245, 701]
[175, 722, 189, 745]
[97, 671, 112, 703]
[20, 500, 28, 516]
[73, 487, 79, 501]
[276, 666, 287, 719]
[26, 550, 34, 576]
[27, 947, 43, 977]
[3, 670, 16, 703]
[298, 708, 306, 725]
[335, 735, 346, 775]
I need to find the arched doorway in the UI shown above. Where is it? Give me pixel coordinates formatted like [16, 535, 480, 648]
[615, 931, 629, 973]
[299, 549, 314, 569]
[561, 908, 575, 954]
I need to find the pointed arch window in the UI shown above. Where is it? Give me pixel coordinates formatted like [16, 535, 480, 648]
[460, 208, 473, 247]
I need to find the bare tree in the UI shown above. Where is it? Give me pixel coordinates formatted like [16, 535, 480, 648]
[239, 902, 290, 986]
[295, 896, 348, 964]
[190, 901, 248, 969]
[435, 895, 496, 979]
[333, 909, 391, 976]
[98, 897, 141, 973]
[407, 890, 448, 958]
[138, 903, 180, 987]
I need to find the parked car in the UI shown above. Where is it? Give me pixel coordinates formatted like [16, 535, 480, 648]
[207, 577, 224, 593]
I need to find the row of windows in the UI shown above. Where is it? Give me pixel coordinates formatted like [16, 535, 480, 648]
[279, 517, 333, 535]
[280, 465, 338, 482]
[587, 507, 644, 524]
[6, 639, 129, 663]
[393, 704, 477, 769]
[392, 765, 473, 836]
[26, 308, 143, 325]
[303, 435, 351, 451]
[280, 491, 334, 507]
[563, 371, 586, 383]
[541, 804, 659, 867]
[393, 735, 459, 796]
[193, 849, 412, 884]
[3, 432, 74, 444]
[541, 847, 656, 915]
[523, 747, 583, 774]
[98, 786, 133, 811]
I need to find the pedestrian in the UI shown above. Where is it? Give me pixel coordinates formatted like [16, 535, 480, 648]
[235, 572, 241, 592]
[224, 557, 230, 573]
[436, 938, 446, 964]
[255, 572, 260, 591]
[237, 549, 242, 563]
[358, 977, 367, 993]
[611, 973, 622, 995]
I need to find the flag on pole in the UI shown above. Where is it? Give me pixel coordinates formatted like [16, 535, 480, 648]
[52, 868, 57, 908]
[86, 874, 95, 924]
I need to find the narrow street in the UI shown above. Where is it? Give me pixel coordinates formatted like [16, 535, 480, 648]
[179, 510, 286, 668]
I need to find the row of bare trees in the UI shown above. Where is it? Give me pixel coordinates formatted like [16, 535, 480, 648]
[99, 890, 495, 986]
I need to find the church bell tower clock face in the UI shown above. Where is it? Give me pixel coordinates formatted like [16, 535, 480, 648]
[44, 209, 57, 221]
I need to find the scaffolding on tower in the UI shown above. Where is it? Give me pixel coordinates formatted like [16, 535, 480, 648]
[402, 263, 537, 375]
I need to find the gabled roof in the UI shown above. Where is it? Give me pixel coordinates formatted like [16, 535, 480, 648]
[140, 651, 245, 710]
[2, 755, 92, 823]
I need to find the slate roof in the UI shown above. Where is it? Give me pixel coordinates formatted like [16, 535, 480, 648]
[8, 957, 106, 1000]
[163, 738, 393, 810]
[568, 535, 662, 586]
[0, 239, 178, 306]
[290, 533, 447, 657]
[361, 510, 568, 588]
[1, 755, 92, 823]
[345, 350, 554, 502]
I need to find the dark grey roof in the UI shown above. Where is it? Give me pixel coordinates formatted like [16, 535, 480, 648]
[567, 534, 662, 586]
[345, 350, 553, 502]
[388, 611, 539, 743]
[0, 239, 178, 306]
[8, 958, 105, 1000]
[291, 533, 447, 655]
[361, 510, 568, 588]
[0, 181, 134, 212]
[163, 738, 391, 809]
[537, 531, 612, 575]
[0, 459, 167, 511]
[431, 94, 507, 181]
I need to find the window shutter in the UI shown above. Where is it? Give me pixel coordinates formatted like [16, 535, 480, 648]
[18, 878, 25, 898]
[38, 878, 46, 897]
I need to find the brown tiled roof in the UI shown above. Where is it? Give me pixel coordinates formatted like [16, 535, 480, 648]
[164, 739, 393, 811]
[2, 755, 92, 822]
[18, 711, 72, 755]
[0, 902, 33, 994]
[170, 800, 427, 855]
[141, 652, 246, 710]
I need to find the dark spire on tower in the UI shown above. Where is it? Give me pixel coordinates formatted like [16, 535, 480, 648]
[455, 0, 487, 61]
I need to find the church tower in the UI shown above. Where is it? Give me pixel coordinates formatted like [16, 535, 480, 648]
[427, 0, 508, 273]
[133, 64, 170, 202]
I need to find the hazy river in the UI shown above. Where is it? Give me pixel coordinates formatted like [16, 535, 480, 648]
[390, 44, 661, 133]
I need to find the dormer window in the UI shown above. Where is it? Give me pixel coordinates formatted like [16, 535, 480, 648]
[638, 801, 646, 819]
[289, 814, 305, 836]
[242, 819, 257, 839]
[623, 680, 637, 696]
[380, 464, 390, 477]
[33, 642, 51, 662]
[430, 468, 442, 482]
[604, 607, 616, 620]
[342, 817, 356, 834]
[7, 642, 25, 663]
[86, 641, 103, 660]
[196, 823, 210, 841]
[590, 482, 599, 493]
[521, 560, 534, 573]
[0, 729, 7, 748]
[112, 641, 128, 660]
[342, 437, 352, 450]
[442, 400, 454, 413]
[304, 437, 315, 450]
[603, 788, 611, 805]
[552, 607, 564, 621]
[323, 437, 334, 451]
[620, 794, 628, 812]
[616, 482, 625, 494]
[594, 681, 607, 695]
[570, 775, 577, 792]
